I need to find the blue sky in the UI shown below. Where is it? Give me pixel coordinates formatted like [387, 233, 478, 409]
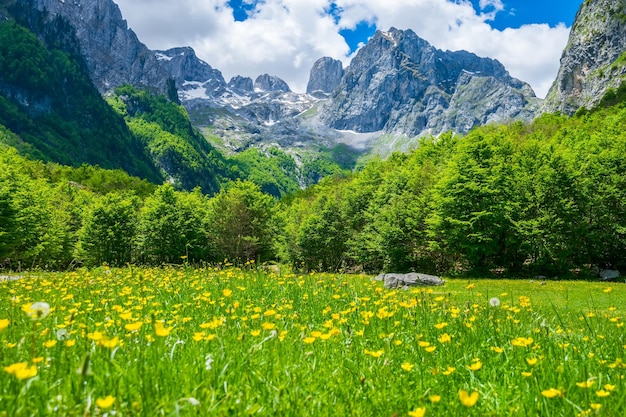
[117, 0, 584, 97]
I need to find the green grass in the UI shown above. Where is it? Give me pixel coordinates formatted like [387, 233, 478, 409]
[1, 268, 624, 416]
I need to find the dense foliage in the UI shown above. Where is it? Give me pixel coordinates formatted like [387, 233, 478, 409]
[278, 103, 626, 276]
[0, 20, 162, 182]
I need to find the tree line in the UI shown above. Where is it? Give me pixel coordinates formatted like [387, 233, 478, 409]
[2, 98, 626, 276]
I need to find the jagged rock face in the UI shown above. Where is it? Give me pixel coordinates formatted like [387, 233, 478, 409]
[254, 74, 291, 92]
[318, 28, 539, 136]
[306, 57, 344, 97]
[542, 0, 626, 114]
[228, 76, 254, 92]
[32, 0, 168, 94]
[155, 47, 227, 99]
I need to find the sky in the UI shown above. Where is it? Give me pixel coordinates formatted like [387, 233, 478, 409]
[115, 0, 584, 98]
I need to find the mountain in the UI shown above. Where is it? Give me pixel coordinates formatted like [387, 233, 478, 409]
[317, 28, 540, 137]
[307, 57, 345, 98]
[543, 0, 626, 114]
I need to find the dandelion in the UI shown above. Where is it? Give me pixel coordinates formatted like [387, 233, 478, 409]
[261, 322, 276, 330]
[576, 380, 595, 388]
[96, 395, 115, 409]
[458, 390, 479, 407]
[511, 337, 534, 347]
[154, 322, 172, 337]
[438, 333, 452, 344]
[595, 390, 610, 398]
[434, 322, 448, 330]
[429, 395, 441, 403]
[603, 384, 616, 392]
[251, 330, 262, 337]
[303, 336, 315, 344]
[489, 297, 501, 307]
[4, 362, 37, 380]
[603, 287, 612, 293]
[0, 319, 9, 332]
[590, 404, 602, 411]
[424, 346, 436, 353]
[526, 358, 538, 367]
[125, 322, 143, 332]
[490, 346, 503, 353]
[24, 301, 50, 320]
[44, 339, 57, 348]
[408, 407, 426, 417]
[541, 388, 563, 398]
[521, 371, 532, 377]
[401, 362, 414, 372]
[222, 289, 233, 297]
[466, 361, 482, 371]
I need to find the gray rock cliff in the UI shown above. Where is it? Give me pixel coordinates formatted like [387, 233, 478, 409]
[318, 28, 539, 136]
[542, 0, 626, 114]
[31, 0, 169, 94]
[254, 74, 291, 93]
[306, 57, 344, 97]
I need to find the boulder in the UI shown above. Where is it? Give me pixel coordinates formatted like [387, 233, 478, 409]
[599, 269, 621, 281]
[375, 273, 444, 289]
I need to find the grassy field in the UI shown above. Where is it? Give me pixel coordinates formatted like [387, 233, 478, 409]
[0, 267, 624, 416]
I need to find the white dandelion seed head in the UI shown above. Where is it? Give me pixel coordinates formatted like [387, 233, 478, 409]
[489, 297, 501, 307]
[56, 329, 69, 341]
[28, 301, 51, 320]
[205, 354, 214, 371]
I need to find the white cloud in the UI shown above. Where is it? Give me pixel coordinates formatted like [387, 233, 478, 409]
[115, 0, 571, 97]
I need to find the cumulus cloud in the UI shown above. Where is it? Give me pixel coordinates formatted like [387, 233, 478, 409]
[116, 0, 571, 97]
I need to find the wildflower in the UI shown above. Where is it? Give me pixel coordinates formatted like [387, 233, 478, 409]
[526, 358, 538, 367]
[261, 322, 276, 330]
[401, 362, 414, 372]
[424, 346, 436, 353]
[222, 289, 233, 297]
[442, 366, 456, 375]
[511, 337, 534, 347]
[125, 322, 143, 332]
[489, 297, 501, 307]
[576, 380, 595, 388]
[96, 396, 115, 409]
[24, 302, 51, 320]
[65, 340, 76, 347]
[466, 283, 476, 290]
[44, 340, 57, 348]
[0, 319, 9, 332]
[303, 336, 315, 344]
[458, 390, 479, 407]
[251, 330, 262, 337]
[541, 388, 563, 398]
[490, 346, 503, 353]
[595, 390, 610, 398]
[364, 349, 384, 358]
[521, 371, 532, 377]
[603, 287, 612, 293]
[438, 333, 451, 343]
[429, 395, 441, 403]
[604, 384, 616, 392]
[4, 362, 37, 380]
[205, 355, 214, 371]
[590, 404, 602, 411]
[408, 407, 426, 417]
[466, 361, 482, 371]
[154, 322, 172, 337]
[434, 322, 448, 330]
[56, 329, 69, 341]
[99, 336, 120, 349]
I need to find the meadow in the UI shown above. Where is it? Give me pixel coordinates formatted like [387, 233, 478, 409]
[0, 267, 624, 416]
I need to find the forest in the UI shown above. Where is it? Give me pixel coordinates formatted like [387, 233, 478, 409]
[1, 95, 625, 276]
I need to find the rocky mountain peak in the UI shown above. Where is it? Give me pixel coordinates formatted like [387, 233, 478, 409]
[306, 57, 345, 97]
[254, 74, 291, 93]
[30, 0, 169, 94]
[228, 75, 254, 92]
[542, 0, 626, 114]
[318, 27, 539, 136]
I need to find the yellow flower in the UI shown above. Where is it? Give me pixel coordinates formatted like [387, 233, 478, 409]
[87, 331, 104, 341]
[434, 322, 448, 330]
[575, 380, 595, 389]
[511, 337, 534, 347]
[23, 301, 51, 320]
[521, 371, 532, 377]
[401, 362, 414, 372]
[541, 388, 563, 398]
[303, 336, 315, 344]
[4, 362, 37, 380]
[466, 361, 482, 371]
[0, 319, 9, 332]
[424, 346, 436, 353]
[125, 322, 143, 332]
[595, 390, 610, 398]
[526, 358, 538, 367]
[154, 322, 172, 337]
[438, 333, 451, 344]
[44, 340, 57, 348]
[603, 287, 612, 293]
[442, 366, 456, 375]
[408, 407, 426, 417]
[604, 384, 616, 392]
[466, 283, 476, 289]
[458, 390, 479, 407]
[490, 346, 503, 353]
[590, 403, 602, 411]
[250, 330, 262, 337]
[261, 322, 276, 330]
[429, 395, 441, 403]
[99, 336, 120, 349]
[65, 340, 76, 347]
[364, 349, 384, 358]
[222, 289, 233, 297]
[96, 395, 115, 409]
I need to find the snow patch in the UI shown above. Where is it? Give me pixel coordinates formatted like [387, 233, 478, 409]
[155, 52, 173, 62]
